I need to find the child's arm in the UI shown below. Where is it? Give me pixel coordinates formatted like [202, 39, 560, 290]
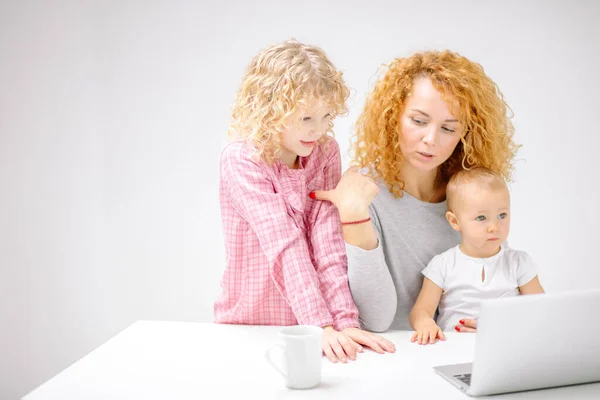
[519, 276, 545, 294]
[308, 142, 396, 356]
[307, 141, 360, 331]
[409, 278, 446, 345]
[221, 144, 332, 327]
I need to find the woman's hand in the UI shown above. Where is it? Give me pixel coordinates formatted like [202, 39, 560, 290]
[311, 166, 379, 222]
[321, 326, 396, 363]
[341, 327, 396, 354]
[322, 326, 363, 363]
[456, 318, 477, 333]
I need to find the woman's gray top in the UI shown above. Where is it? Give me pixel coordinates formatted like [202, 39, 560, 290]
[346, 184, 460, 332]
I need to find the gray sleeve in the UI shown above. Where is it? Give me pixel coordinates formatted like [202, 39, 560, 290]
[346, 208, 397, 332]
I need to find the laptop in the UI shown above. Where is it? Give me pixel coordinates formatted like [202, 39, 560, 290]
[434, 288, 600, 396]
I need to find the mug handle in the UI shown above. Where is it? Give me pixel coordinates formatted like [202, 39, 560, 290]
[265, 344, 287, 378]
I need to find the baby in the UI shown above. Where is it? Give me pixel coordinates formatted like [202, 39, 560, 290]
[410, 167, 545, 344]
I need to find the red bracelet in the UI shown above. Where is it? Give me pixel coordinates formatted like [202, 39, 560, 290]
[341, 217, 371, 226]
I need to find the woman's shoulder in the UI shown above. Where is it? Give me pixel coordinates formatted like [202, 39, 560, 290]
[369, 183, 422, 211]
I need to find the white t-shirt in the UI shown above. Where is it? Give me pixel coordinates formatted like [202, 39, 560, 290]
[421, 245, 538, 331]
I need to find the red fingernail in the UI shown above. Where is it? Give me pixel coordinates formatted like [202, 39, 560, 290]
[455, 325, 460, 332]
[459, 319, 465, 325]
[309, 192, 316, 199]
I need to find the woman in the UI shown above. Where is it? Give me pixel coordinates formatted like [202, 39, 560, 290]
[312, 50, 518, 332]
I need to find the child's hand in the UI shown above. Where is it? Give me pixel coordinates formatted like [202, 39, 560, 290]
[411, 322, 446, 345]
[322, 326, 363, 363]
[341, 327, 396, 355]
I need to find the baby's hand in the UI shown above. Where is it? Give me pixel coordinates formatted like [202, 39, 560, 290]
[411, 323, 446, 345]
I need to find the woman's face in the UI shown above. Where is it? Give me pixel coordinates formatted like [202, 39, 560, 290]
[399, 77, 464, 172]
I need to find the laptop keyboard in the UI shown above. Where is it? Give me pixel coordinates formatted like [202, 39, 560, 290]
[454, 373, 472, 386]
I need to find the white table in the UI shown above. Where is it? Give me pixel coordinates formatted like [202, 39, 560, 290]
[24, 321, 600, 399]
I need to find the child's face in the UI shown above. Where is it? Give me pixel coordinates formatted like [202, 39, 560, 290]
[450, 184, 511, 258]
[278, 99, 333, 168]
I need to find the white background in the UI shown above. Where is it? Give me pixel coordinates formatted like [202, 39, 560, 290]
[1, 0, 599, 398]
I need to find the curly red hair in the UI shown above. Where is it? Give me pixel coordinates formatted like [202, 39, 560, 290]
[353, 50, 519, 197]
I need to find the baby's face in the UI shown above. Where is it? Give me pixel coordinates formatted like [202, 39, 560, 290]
[454, 184, 511, 257]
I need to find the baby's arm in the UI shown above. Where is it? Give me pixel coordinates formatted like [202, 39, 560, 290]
[519, 276, 545, 294]
[516, 251, 545, 295]
[409, 278, 445, 345]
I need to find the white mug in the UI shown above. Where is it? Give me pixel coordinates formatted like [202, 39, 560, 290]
[265, 325, 323, 389]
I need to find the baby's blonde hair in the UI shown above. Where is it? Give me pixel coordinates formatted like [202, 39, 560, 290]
[353, 50, 519, 197]
[446, 167, 508, 212]
[229, 39, 350, 164]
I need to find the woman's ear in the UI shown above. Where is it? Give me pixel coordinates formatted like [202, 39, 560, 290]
[446, 211, 460, 231]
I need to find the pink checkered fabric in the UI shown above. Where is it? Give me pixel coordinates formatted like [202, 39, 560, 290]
[214, 138, 359, 330]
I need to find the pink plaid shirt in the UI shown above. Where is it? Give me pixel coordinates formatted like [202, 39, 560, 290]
[214, 138, 359, 330]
